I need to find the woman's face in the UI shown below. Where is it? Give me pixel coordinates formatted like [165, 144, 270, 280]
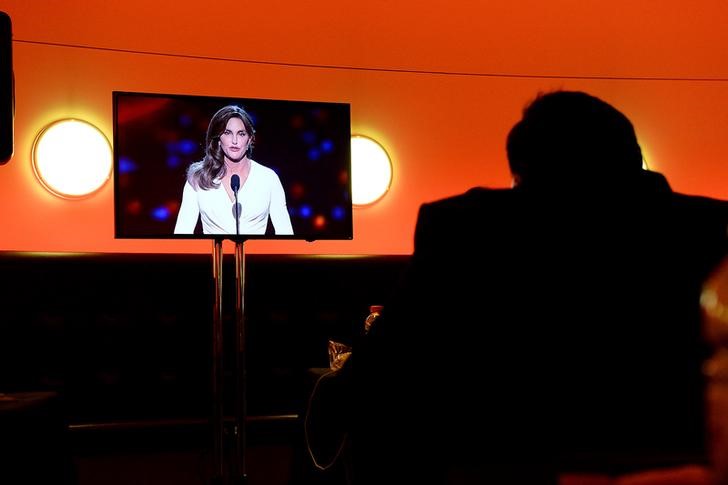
[219, 117, 250, 162]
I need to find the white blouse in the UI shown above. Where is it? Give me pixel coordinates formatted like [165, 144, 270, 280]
[174, 161, 293, 235]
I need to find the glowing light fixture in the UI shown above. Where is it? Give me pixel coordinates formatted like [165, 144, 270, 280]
[351, 135, 392, 206]
[32, 119, 112, 198]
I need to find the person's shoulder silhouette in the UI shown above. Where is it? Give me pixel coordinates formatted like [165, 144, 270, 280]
[347, 90, 728, 485]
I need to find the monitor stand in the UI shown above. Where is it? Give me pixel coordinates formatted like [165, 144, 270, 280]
[210, 238, 247, 485]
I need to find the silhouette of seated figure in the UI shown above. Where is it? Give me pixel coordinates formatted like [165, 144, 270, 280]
[345, 90, 728, 484]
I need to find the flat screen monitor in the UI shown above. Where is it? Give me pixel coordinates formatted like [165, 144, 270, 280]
[113, 91, 353, 241]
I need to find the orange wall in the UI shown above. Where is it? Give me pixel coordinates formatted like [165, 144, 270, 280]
[0, 1, 726, 255]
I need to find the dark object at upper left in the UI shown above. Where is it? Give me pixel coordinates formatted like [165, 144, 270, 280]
[0, 11, 13, 165]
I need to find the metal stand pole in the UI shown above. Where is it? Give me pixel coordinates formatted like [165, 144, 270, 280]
[211, 239, 225, 485]
[210, 238, 247, 484]
[232, 240, 248, 484]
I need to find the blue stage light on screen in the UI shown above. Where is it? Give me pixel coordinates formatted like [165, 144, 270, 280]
[119, 156, 138, 174]
[177, 139, 198, 155]
[331, 206, 345, 220]
[308, 148, 321, 161]
[321, 139, 334, 153]
[151, 206, 171, 221]
[178, 114, 193, 127]
[166, 139, 198, 156]
[301, 131, 316, 145]
[167, 155, 182, 168]
[247, 111, 258, 125]
[299, 205, 313, 218]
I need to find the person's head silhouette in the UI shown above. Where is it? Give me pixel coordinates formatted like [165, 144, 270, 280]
[506, 90, 644, 189]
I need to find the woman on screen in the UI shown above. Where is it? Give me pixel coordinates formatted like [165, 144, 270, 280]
[174, 105, 294, 236]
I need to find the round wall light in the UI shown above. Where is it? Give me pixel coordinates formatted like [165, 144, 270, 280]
[351, 134, 392, 206]
[32, 119, 112, 199]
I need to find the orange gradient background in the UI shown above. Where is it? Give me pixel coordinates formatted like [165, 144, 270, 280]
[0, 1, 726, 255]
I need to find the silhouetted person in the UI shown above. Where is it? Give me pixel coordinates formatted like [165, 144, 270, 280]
[346, 90, 728, 484]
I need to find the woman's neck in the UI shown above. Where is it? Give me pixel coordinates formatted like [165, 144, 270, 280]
[224, 158, 250, 174]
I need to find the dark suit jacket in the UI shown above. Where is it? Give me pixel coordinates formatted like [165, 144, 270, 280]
[349, 171, 727, 484]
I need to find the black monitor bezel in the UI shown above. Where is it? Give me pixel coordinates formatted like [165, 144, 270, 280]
[112, 90, 353, 242]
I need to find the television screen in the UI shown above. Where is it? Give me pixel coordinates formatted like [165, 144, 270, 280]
[113, 91, 353, 241]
